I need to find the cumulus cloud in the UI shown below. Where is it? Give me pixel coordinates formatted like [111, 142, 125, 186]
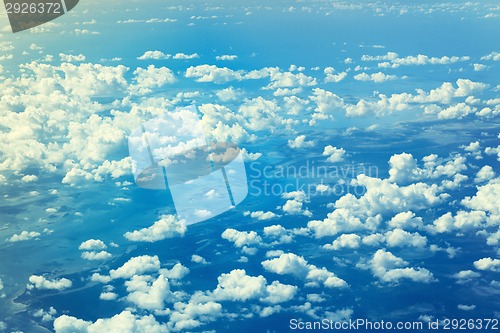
[185, 65, 243, 83]
[125, 275, 174, 310]
[354, 72, 398, 82]
[129, 65, 176, 94]
[124, 215, 186, 242]
[216, 54, 238, 61]
[323, 145, 346, 162]
[137, 50, 171, 60]
[323, 234, 361, 250]
[8, 230, 40, 242]
[53, 311, 168, 333]
[28, 275, 72, 290]
[473, 257, 500, 272]
[173, 53, 200, 60]
[79, 239, 107, 250]
[366, 249, 434, 283]
[109, 255, 161, 280]
[221, 228, 262, 248]
[81, 251, 112, 261]
[244, 210, 278, 220]
[262, 253, 347, 288]
[288, 135, 315, 148]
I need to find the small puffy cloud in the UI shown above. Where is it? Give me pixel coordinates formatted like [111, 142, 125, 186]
[28, 275, 72, 290]
[385, 229, 427, 248]
[125, 275, 173, 310]
[216, 55, 238, 61]
[53, 311, 168, 333]
[124, 215, 186, 242]
[281, 199, 312, 217]
[462, 179, 500, 217]
[173, 53, 200, 60]
[457, 304, 476, 311]
[473, 63, 487, 71]
[21, 174, 38, 182]
[8, 231, 40, 242]
[221, 228, 262, 247]
[244, 211, 278, 220]
[216, 87, 238, 101]
[137, 50, 171, 60]
[109, 255, 161, 279]
[323, 234, 361, 250]
[388, 211, 423, 230]
[261, 281, 298, 304]
[262, 253, 347, 288]
[367, 249, 434, 283]
[473, 257, 500, 272]
[288, 135, 315, 148]
[99, 292, 118, 301]
[185, 65, 243, 84]
[81, 251, 112, 261]
[452, 270, 480, 283]
[354, 72, 397, 82]
[160, 263, 190, 280]
[79, 239, 107, 251]
[323, 146, 346, 162]
[475, 166, 495, 183]
[130, 65, 176, 94]
[59, 53, 86, 62]
[324, 67, 348, 83]
[191, 255, 209, 265]
[212, 269, 267, 301]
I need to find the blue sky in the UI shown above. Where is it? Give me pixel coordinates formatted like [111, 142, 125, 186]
[0, 0, 499, 332]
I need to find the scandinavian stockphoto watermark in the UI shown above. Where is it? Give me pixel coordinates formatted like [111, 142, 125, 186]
[247, 160, 379, 199]
[128, 106, 248, 225]
[3, 0, 79, 33]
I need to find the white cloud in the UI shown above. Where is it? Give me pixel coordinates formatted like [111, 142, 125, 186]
[212, 269, 267, 301]
[81, 251, 112, 261]
[354, 72, 397, 82]
[59, 53, 86, 63]
[323, 234, 361, 250]
[461, 178, 500, 217]
[475, 166, 495, 183]
[8, 230, 40, 242]
[191, 255, 209, 265]
[54, 311, 168, 333]
[288, 135, 315, 148]
[457, 304, 476, 311]
[124, 215, 186, 242]
[384, 228, 427, 248]
[99, 292, 118, 301]
[216, 55, 238, 61]
[137, 50, 171, 60]
[388, 211, 423, 230]
[480, 51, 500, 61]
[452, 270, 480, 283]
[367, 249, 434, 283]
[125, 275, 174, 310]
[323, 145, 346, 162]
[173, 53, 200, 60]
[79, 239, 107, 250]
[221, 228, 262, 247]
[185, 65, 243, 83]
[244, 210, 278, 220]
[262, 253, 347, 288]
[28, 275, 72, 290]
[109, 255, 161, 279]
[473, 257, 500, 272]
[130, 65, 176, 95]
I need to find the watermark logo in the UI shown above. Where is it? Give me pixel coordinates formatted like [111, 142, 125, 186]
[3, 0, 79, 33]
[128, 106, 248, 225]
